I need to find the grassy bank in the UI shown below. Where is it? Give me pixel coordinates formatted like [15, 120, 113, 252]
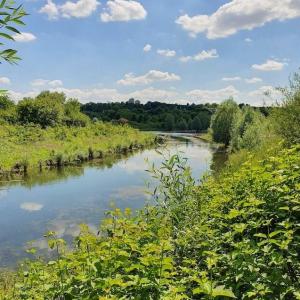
[0, 122, 155, 174]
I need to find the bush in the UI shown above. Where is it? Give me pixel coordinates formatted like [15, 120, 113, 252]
[211, 99, 239, 146]
[17, 96, 65, 128]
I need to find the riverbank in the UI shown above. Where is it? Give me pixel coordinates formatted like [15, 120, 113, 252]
[0, 123, 156, 177]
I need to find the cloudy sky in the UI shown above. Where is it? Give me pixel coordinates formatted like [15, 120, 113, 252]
[2, 0, 300, 105]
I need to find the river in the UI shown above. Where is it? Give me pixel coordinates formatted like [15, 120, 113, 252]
[0, 133, 225, 267]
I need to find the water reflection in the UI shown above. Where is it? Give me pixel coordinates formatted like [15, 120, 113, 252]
[0, 134, 226, 267]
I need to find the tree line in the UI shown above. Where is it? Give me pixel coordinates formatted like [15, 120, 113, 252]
[82, 100, 216, 132]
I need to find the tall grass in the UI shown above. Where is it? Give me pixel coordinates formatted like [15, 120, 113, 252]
[0, 122, 154, 173]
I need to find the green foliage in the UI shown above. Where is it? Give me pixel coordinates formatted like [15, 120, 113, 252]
[177, 119, 188, 131]
[211, 99, 239, 146]
[16, 92, 89, 128]
[272, 71, 300, 145]
[0, 0, 27, 65]
[230, 106, 271, 151]
[0, 122, 154, 172]
[82, 100, 215, 132]
[0, 95, 17, 124]
[191, 112, 210, 132]
[1, 146, 299, 299]
[165, 114, 175, 131]
[64, 99, 89, 127]
[17, 95, 65, 128]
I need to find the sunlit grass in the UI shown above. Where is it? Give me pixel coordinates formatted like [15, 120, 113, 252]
[0, 122, 154, 172]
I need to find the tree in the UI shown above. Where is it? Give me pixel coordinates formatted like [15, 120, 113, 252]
[165, 114, 175, 131]
[178, 119, 188, 131]
[230, 106, 264, 151]
[0, 94, 14, 109]
[17, 93, 65, 128]
[211, 99, 239, 146]
[0, 94, 17, 123]
[0, 0, 27, 65]
[273, 71, 300, 145]
[64, 99, 89, 126]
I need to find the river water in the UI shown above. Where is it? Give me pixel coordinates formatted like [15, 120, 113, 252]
[0, 133, 225, 267]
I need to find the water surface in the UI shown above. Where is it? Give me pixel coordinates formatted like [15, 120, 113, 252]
[0, 134, 223, 266]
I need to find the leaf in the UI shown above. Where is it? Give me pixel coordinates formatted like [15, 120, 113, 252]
[269, 230, 284, 238]
[5, 25, 20, 34]
[0, 32, 14, 40]
[0, 0, 6, 9]
[254, 233, 267, 238]
[212, 286, 236, 298]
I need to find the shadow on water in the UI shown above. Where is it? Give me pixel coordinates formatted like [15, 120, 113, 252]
[0, 148, 151, 189]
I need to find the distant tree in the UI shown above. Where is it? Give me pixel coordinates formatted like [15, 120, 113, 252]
[64, 99, 89, 126]
[178, 119, 188, 131]
[127, 98, 135, 104]
[211, 99, 239, 146]
[191, 116, 202, 132]
[165, 114, 175, 131]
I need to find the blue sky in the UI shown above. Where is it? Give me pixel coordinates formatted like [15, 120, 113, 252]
[1, 0, 300, 104]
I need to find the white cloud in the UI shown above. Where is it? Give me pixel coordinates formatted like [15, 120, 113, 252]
[31, 79, 63, 87]
[180, 49, 219, 62]
[157, 49, 176, 57]
[176, 0, 300, 39]
[60, 0, 99, 18]
[245, 77, 263, 84]
[0, 77, 11, 84]
[9, 86, 180, 104]
[245, 38, 253, 43]
[12, 32, 37, 42]
[101, 0, 147, 22]
[39, 0, 99, 19]
[143, 44, 151, 52]
[8, 83, 283, 106]
[39, 0, 59, 19]
[222, 76, 241, 81]
[20, 202, 43, 212]
[187, 85, 239, 103]
[247, 85, 282, 106]
[117, 70, 181, 86]
[252, 59, 286, 71]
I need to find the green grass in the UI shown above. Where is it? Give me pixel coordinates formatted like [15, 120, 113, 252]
[0, 122, 155, 173]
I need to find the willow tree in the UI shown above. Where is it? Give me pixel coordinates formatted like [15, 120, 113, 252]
[210, 99, 239, 146]
[0, 0, 27, 64]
